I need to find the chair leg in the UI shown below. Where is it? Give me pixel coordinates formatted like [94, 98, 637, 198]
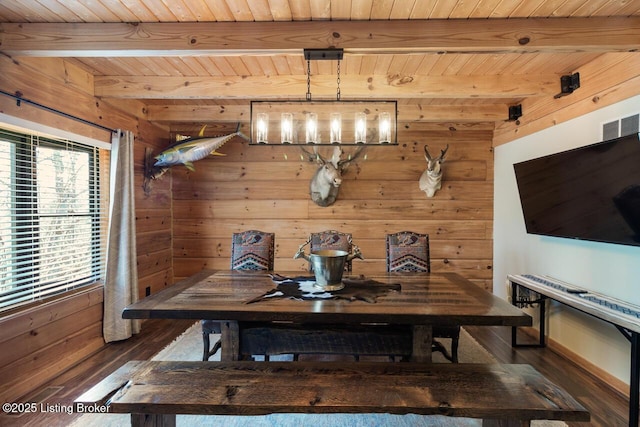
[451, 334, 460, 363]
[208, 339, 221, 360]
[432, 340, 454, 362]
[202, 332, 211, 361]
[203, 332, 222, 361]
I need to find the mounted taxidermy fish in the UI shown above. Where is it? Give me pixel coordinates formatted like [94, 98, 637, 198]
[143, 125, 247, 195]
[154, 125, 246, 171]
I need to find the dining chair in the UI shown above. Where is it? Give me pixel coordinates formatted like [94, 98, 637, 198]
[201, 230, 275, 361]
[309, 229, 354, 271]
[255, 229, 411, 362]
[238, 229, 406, 362]
[386, 231, 460, 363]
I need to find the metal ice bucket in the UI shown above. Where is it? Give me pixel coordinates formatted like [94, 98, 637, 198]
[308, 250, 348, 290]
[294, 239, 363, 291]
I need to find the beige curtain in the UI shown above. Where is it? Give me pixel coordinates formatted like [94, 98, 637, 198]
[103, 130, 141, 342]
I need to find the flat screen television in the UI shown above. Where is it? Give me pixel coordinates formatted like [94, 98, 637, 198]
[513, 132, 640, 247]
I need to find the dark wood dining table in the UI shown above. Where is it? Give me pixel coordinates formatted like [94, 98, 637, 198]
[122, 269, 531, 362]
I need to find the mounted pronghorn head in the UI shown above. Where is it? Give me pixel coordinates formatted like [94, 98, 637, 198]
[301, 145, 365, 207]
[419, 144, 449, 198]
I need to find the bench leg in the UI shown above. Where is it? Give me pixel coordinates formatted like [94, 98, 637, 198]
[221, 320, 240, 361]
[483, 420, 530, 427]
[131, 413, 176, 427]
[482, 420, 531, 427]
[411, 325, 433, 362]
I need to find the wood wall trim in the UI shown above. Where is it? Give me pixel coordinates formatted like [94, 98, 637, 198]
[519, 326, 629, 398]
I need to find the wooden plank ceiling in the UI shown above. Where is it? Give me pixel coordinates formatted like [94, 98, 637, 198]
[1, 1, 639, 139]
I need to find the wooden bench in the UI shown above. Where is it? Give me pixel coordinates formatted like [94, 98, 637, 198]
[75, 360, 589, 427]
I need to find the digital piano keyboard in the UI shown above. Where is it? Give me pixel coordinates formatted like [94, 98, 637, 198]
[508, 274, 640, 334]
[508, 273, 640, 427]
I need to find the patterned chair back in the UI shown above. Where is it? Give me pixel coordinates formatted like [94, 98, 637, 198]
[309, 230, 353, 272]
[386, 231, 430, 273]
[231, 230, 275, 271]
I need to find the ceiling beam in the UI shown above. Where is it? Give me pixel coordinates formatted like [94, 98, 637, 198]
[95, 74, 558, 99]
[1, 17, 639, 57]
[146, 103, 509, 123]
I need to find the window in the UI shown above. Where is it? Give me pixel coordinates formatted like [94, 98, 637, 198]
[0, 128, 108, 312]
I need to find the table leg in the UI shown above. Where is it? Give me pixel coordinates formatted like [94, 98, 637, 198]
[221, 320, 240, 362]
[412, 325, 433, 363]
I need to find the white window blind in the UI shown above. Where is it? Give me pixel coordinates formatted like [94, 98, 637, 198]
[0, 127, 108, 312]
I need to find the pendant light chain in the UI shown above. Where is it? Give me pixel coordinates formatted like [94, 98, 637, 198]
[336, 60, 341, 101]
[306, 58, 312, 101]
[251, 48, 397, 145]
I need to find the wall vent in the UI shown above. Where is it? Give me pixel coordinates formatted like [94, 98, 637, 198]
[602, 113, 639, 140]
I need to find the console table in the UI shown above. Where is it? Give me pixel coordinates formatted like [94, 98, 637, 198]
[508, 274, 640, 427]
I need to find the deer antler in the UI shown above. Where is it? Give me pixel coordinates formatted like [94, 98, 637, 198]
[424, 145, 432, 161]
[424, 144, 449, 162]
[299, 145, 323, 163]
[338, 145, 366, 169]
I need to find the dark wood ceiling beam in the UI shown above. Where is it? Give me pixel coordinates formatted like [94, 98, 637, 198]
[96, 74, 558, 99]
[1, 17, 639, 56]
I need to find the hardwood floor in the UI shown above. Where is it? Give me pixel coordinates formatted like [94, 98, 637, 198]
[0, 319, 632, 426]
[0, 318, 196, 427]
[468, 325, 632, 427]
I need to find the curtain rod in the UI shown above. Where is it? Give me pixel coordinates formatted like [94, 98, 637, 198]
[0, 89, 117, 134]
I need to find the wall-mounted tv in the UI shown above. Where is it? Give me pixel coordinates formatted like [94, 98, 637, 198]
[513, 132, 640, 247]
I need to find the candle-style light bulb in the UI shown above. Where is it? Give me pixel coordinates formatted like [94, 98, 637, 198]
[306, 112, 318, 144]
[330, 113, 341, 144]
[379, 112, 391, 144]
[256, 113, 268, 144]
[355, 112, 366, 144]
[281, 113, 293, 144]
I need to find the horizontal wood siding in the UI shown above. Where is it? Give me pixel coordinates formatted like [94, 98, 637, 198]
[0, 287, 104, 404]
[0, 55, 170, 401]
[134, 131, 175, 297]
[172, 124, 494, 289]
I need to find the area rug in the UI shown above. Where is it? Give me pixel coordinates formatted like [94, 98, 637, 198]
[71, 324, 567, 427]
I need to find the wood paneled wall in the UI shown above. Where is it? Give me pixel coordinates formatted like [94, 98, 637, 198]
[171, 123, 494, 290]
[0, 287, 104, 404]
[0, 55, 169, 402]
[0, 52, 493, 402]
[135, 147, 174, 299]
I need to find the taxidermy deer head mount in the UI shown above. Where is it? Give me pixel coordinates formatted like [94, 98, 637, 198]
[419, 144, 449, 198]
[300, 145, 365, 207]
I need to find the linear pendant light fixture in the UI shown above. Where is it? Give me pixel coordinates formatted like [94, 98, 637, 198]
[250, 48, 398, 146]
